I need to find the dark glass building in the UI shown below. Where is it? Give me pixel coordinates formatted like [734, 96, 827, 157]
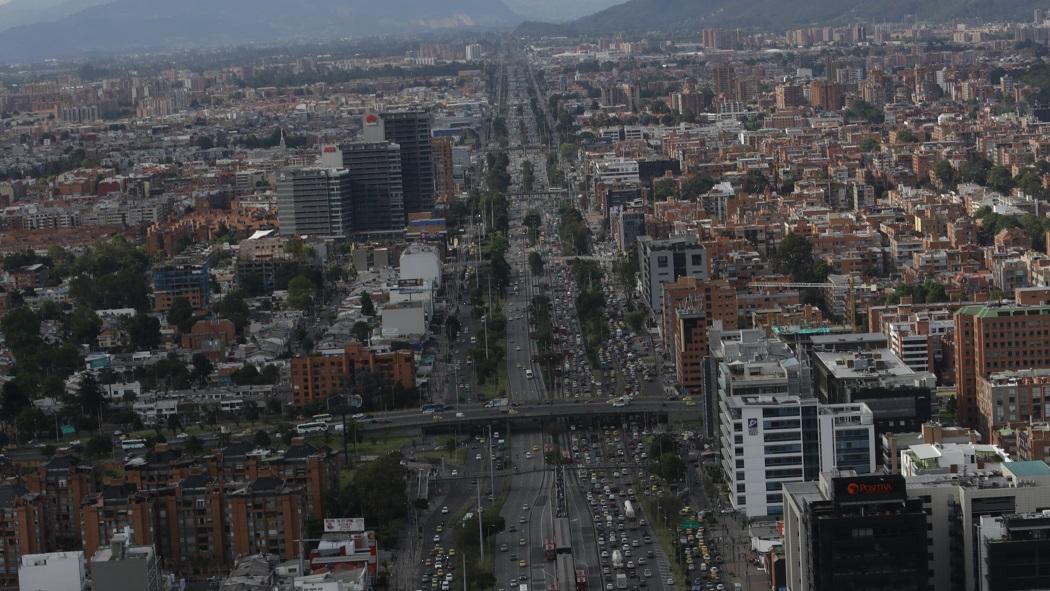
[381, 110, 435, 216]
[784, 472, 930, 591]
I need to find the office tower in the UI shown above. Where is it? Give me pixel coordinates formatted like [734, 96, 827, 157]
[636, 235, 709, 315]
[465, 43, 482, 61]
[336, 142, 405, 235]
[783, 472, 930, 591]
[978, 512, 1050, 591]
[380, 110, 435, 215]
[954, 303, 1050, 431]
[276, 167, 353, 238]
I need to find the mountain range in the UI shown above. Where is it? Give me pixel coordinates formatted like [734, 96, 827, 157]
[519, 0, 1049, 36]
[0, 0, 519, 62]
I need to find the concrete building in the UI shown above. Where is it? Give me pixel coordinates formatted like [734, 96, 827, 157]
[907, 461, 1050, 591]
[151, 261, 210, 312]
[667, 279, 738, 407]
[18, 551, 85, 591]
[813, 348, 935, 446]
[90, 528, 161, 591]
[899, 442, 1011, 477]
[977, 511, 1050, 591]
[321, 142, 406, 236]
[399, 245, 442, 289]
[276, 167, 353, 238]
[954, 303, 1050, 430]
[783, 472, 929, 591]
[977, 368, 1050, 438]
[720, 393, 875, 518]
[637, 235, 709, 315]
[379, 110, 435, 216]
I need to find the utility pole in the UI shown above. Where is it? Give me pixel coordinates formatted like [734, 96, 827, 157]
[477, 478, 485, 560]
[488, 424, 495, 498]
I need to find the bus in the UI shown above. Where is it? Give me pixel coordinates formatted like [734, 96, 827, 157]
[575, 569, 587, 591]
[421, 403, 447, 414]
[312, 413, 333, 423]
[544, 538, 556, 561]
[120, 438, 147, 452]
[295, 422, 328, 435]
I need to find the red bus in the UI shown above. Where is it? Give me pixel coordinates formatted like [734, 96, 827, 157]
[575, 568, 587, 591]
[544, 538, 556, 561]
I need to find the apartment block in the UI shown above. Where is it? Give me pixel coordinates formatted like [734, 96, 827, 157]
[954, 304, 1050, 430]
[637, 234, 709, 315]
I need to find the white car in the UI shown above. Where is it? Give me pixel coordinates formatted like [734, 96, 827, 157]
[441, 506, 449, 514]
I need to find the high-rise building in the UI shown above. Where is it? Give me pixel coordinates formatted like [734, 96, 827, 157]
[783, 472, 930, 591]
[954, 304, 1050, 430]
[89, 529, 161, 591]
[809, 79, 845, 110]
[151, 261, 211, 312]
[465, 43, 482, 61]
[637, 235, 709, 315]
[977, 512, 1050, 591]
[322, 142, 406, 235]
[775, 83, 805, 109]
[276, 167, 353, 238]
[711, 64, 735, 96]
[431, 137, 455, 203]
[379, 110, 435, 216]
[227, 477, 304, 561]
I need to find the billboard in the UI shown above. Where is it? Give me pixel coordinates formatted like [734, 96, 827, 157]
[324, 518, 365, 533]
[832, 475, 906, 504]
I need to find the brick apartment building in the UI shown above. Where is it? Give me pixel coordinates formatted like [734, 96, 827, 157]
[227, 476, 303, 561]
[661, 277, 738, 401]
[290, 343, 415, 407]
[954, 303, 1050, 431]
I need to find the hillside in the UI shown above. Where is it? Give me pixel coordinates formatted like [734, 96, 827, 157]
[519, 0, 1044, 36]
[0, 0, 518, 62]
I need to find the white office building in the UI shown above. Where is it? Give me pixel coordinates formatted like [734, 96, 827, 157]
[637, 235, 709, 314]
[19, 551, 86, 591]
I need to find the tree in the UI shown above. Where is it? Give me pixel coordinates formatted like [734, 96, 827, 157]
[360, 291, 376, 317]
[15, 407, 49, 442]
[352, 321, 371, 344]
[287, 275, 314, 310]
[1, 307, 41, 359]
[988, 165, 1014, 194]
[653, 454, 687, 481]
[895, 128, 917, 143]
[77, 372, 106, 417]
[166, 413, 182, 435]
[741, 170, 770, 194]
[650, 433, 677, 458]
[680, 175, 715, 199]
[253, 429, 271, 447]
[959, 156, 992, 186]
[125, 313, 160, 350]
[69, 307, 101, 347]
[445, 315, 461, 343]
[933, 160, 957, 188]
[653, 178, 677, 201]
[528, 251, 545, 276]
[860, 137, 879, 152]
[166, 296, 195, 332]
[0, 381, 30, 423]
[191, 353, 214, 386]
[217, 290, 250, 333]
[771, 233, 824, 282]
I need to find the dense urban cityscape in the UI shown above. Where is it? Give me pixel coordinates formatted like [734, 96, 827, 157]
[6, 3, 1050, 591]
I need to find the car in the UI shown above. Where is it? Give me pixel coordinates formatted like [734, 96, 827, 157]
[519, 538, 527, 546]
[499, 544, 509, 552]
[433, 535, 440, 542]
[519, 516, 526, 524]
[518, 560, 527, 568]
[475, 453, 482, 461]
[441, 506, 449, 514]
[665, 578, 675, 586]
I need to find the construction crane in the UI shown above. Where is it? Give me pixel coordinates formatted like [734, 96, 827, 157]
[747, 277, 880, 331]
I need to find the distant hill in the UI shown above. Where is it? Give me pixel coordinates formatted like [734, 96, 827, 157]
[0, 0, 519, 63]
[0, 0, 110, 32]
[519, 0, 1046, 36]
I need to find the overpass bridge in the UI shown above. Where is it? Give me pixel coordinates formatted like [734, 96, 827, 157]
[354, 399, 699, 433]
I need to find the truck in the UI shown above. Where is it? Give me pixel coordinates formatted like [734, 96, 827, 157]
[615, 573, 628, 589]
[624, 500, 636, 521]
[611, 550, 623, 569]
[485, 398, 510, 409]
